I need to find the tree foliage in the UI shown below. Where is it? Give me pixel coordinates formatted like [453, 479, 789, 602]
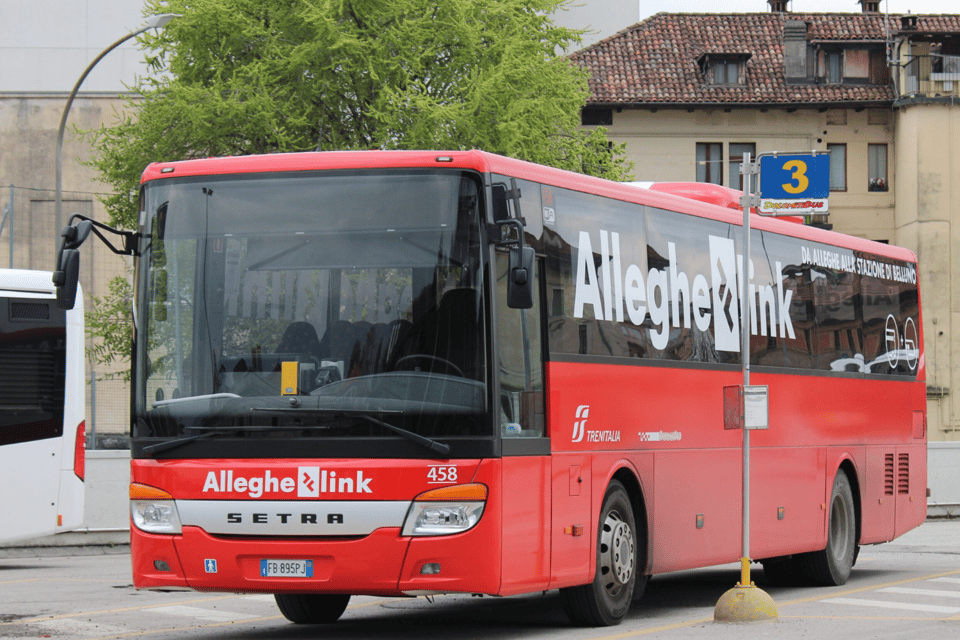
[91, 0, 632, 230]
[85, 274, 134, 381]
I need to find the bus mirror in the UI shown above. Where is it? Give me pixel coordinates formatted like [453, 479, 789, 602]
[56, 249, 81, 310]
[508, 245, 534, 309]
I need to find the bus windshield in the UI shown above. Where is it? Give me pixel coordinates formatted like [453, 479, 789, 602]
[134, 170, 488, 452]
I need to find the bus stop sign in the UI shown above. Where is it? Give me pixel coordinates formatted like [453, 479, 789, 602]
[758, 154, 829, 216]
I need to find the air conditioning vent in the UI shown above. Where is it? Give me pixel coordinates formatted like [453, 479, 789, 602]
[898, 453, 910, 494]
[884, 453, 895, 495]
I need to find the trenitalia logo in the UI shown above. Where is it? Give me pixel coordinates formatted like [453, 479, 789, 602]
[202, 468, 373, 498]
[573, 231, 795, 351]
[572, 405, 590, 442]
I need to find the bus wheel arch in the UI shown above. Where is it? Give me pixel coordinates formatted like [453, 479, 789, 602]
[610, 467, 650, 603]
[561, 479, 639, 626]
[797, 464, 858, 586]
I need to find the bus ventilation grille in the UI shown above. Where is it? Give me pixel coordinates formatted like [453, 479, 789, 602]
[884, 453, 895, 495]
[10, 302, 50, 322]
[898, 453, 910, 494]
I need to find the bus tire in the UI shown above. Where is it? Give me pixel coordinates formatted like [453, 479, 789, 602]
[797, 469, 857, 586]
[561, 481, 636, 626]
[274, 593, 351, 624]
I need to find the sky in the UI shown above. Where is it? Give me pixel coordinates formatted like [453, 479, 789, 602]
[638, 0, 960, 19]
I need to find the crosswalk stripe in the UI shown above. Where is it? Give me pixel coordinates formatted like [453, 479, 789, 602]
[148, 605, 261, 622]
[931, 577, 960, 585]
[880, 587, 960, 599]
[824, 597, 960, 614]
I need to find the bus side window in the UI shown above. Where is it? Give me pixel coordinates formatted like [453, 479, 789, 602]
[496, 252, 545, 438]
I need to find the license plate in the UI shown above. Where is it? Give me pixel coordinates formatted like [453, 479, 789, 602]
[260, 559, 313, 578]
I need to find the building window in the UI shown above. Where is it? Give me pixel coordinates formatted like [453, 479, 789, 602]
[728, 143, 756, 190]
[699, 54, 748, 86]
[696, 143, 723, 184]
[581, 107, 613, 126]
[826, 51, 843, 83]
[712, 59, 741, 85]
[868, 144, 888, 191]
[827, 144, 846, 191]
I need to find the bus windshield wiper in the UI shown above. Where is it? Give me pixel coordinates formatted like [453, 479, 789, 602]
[142, 427, 239, 456]
[248, 403, 451, 456]
[142, 424, 315, 457]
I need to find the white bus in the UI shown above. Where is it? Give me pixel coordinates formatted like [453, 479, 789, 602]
[0, 269, 85, 544]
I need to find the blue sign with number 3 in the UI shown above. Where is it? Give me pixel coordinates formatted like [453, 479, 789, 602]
[759, 154, 830, 200]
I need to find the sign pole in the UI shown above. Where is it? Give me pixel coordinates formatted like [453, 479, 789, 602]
[740, 154, 753, 588]
[714, 152, 778, 623]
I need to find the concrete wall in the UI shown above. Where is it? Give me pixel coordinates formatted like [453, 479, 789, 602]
[928, 442, 960, 517]
[1, 0, 151, 93]
[895, 102, 960, 439]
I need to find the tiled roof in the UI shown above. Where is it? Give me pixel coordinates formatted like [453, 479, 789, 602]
[570, 13, 960, 106]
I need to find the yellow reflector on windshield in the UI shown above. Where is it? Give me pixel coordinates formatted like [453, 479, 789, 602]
[281, 360, 298, 395]
[415, 483, 487, 501]
[130, 483, 174, 500]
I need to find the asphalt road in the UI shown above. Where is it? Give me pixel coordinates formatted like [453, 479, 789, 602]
[1, 520, 958, 639]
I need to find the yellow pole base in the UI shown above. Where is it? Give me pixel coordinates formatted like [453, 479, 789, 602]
[714, 584, 779, 623]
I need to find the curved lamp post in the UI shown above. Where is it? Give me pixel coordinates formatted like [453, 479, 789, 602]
[55, 13, 178, 232]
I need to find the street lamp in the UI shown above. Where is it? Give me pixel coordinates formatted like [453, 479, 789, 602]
[55, 13, 178, 233]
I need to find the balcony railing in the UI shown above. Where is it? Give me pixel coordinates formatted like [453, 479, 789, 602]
[903, 54, 960, 98]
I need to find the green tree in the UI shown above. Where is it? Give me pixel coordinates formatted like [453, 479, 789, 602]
[91, 0, 631, 230]
[86, 0, 631, 374]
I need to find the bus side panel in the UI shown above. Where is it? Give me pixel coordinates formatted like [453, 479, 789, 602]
[55, 299, 86, 533]
[750, 447, 827, 559]
[498, 456, 551, 595]
[650, 450, 741, 574]
[861, 445, 896, 544]
[548, 452, 593, 589]
[895, 442, 927, 537]
[0, 439, 61, 543]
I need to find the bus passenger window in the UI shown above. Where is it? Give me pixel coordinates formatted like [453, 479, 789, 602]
[496, 252, 544, 438]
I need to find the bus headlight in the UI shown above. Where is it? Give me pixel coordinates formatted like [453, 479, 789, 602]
[130, 483, 182, 534]
[401, 483, 487, 536]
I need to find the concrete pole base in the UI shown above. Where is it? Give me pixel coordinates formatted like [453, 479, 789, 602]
[714, 584, 779, 623]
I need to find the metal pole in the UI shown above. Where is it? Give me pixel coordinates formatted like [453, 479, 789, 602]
[740, 153, 753, 586]
[55, 14, 178, 235]
[8, 185, 12, 268]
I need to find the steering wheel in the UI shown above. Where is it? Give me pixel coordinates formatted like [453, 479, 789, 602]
[394, 354, 464, 377]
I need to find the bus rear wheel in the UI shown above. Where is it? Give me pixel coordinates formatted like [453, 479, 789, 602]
[274, 593, 350, 624]
[796, 469, 857, 586]
[561, 481, 636, 626]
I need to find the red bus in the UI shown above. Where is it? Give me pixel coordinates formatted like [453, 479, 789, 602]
[55, 149, 925, 627]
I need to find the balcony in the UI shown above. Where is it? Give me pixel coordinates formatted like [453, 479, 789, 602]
[902, 54, 960, 99]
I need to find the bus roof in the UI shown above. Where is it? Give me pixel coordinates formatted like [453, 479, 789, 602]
[141, 150, 917, 264]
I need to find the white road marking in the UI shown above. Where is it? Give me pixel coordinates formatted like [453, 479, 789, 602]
[880, 586, 960, 599]
[147, 605, 261, 622]
[824, 597, 960, 614]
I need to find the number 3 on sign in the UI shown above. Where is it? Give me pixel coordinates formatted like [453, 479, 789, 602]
[427, 465, 458, 483]
[781, 160, 809, 194]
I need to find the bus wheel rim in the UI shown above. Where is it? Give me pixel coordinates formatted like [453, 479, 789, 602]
[600, 510, 635, 594]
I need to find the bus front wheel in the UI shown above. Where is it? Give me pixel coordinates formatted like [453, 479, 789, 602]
[561, 480, 636, 626]
[274, 593, 350, 624]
